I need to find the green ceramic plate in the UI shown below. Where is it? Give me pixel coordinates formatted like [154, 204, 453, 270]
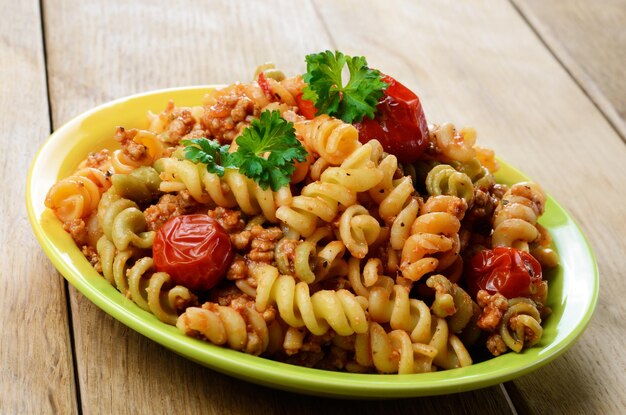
[26, 87, 598, 398]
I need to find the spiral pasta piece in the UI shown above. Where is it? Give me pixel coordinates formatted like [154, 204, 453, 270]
[97, 238, 195, 324]
[110, 166, 161, 204]
[426, 274, 474, 333]
[421, 195, 467, 220]
[429, 123, 477, 162]
[111, 129, 165, 174]
[453, 157, 495, 191]
[338, 205, 382, 259]
[474, 145, 499, 173]
[274, 228, 347, 285]
[276, 141, 383, 238]
[425, 164, 474, 205]
[45, 167, 112, 222]
[530, 224, 560, 268]
[295, 114, 360, 165]
[369, 154, 421, 250]
[492, 182, 545, 251]
[400, 210, 461, 282]
[320, 140, 384, 192]
[177, 302, 273, 355]
[263, 76, 298, 107]
[97, 191, 155, 251]
[156, 157, 291, 222]
[350, 284, 472, 373]
[253, 62, 286, 82]
[499, 298, 543, 353]
[251, 264, 368, 337]
[347, 257, 394, 298]
[354, 322, 436, 374]
[368, 284, 433, 339]
[276, 178, 357, 237]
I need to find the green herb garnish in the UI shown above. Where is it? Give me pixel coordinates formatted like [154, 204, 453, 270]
[302, 50, 388, 123]
[183, 110, 307, 191]
[182, 138, 230, 177]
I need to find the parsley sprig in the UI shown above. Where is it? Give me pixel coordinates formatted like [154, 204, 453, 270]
[302, 50, 388, 123]
[182, 110, 307, 191]
[182, 138, 230, 177]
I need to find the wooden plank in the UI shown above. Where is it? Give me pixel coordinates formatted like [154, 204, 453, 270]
[41, 0, 513, 413]
[313, 0, 626, 414]
[512, 0, 626, 141]
[0, 1, 78, 414]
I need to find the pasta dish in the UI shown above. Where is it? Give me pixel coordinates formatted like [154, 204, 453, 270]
[44, 51, 559, 374]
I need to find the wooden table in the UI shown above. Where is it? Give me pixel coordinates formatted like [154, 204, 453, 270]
[3, 1, 625, 413]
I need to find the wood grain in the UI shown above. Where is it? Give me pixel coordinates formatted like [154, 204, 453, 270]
[35, 0, 626, 413]
[0, 1, 78, 414]
[314, 0, 626, 413]
[42, 0, 513, 413]
[512, 0, 626, 141]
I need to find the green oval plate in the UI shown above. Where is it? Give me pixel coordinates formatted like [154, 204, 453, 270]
[26, 87, 599, 398]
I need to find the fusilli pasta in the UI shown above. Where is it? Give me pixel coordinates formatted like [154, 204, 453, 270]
[45, 58, 560, 375]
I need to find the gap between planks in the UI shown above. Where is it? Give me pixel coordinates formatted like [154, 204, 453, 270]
[38, 0, 84, 412]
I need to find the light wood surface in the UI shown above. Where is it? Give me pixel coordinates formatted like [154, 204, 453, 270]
[0, 1, 77, 414]
[513, 0, 626, 141]
[3, 0, 625, 413]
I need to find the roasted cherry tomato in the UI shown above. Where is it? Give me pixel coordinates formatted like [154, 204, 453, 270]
[153, 214, 234, 292]
[295, 92, 317, 119]
[354, 74, 429, 163]
[467, 247, 543, 299]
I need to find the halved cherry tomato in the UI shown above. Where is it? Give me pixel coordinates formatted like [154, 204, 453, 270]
[295, 92, 317, 119]
[467, 247, 543, 299]
[354, 74, 429, 163]
[153, 214, 233, 292]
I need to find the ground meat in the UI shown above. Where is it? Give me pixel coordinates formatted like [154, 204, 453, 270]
[247, 225, 283, 263]
[173, 294, 198, 312]
[300, 332, 335, 354]
[144, 191, 200, 231]
[226, 255, 248, 280]
[82, 245, 101, 273]
[476, 290, 508, 331]
[284, 331, 336, 366]
[491, 183, 508, 200]
[230, 230, 252, 251]
[274, 238, 299, 275]
[160, 108, 196, 145]
[207, 207, 246, 233]
[230, 295, 276, 323]
[318, 276, 351, 291]
[317, 345, 349, 371]
[486, 333, 508, 356]
[202, 85, 257, 144]
[284, 350, 326, 368]
[114, 127, 147, 161]
[82, 149, 111, 170]
[210, 285, 246, 306]
[465, 188, 498, 226]
[64, 218, 89, 246]
[180, 128, 208, 142]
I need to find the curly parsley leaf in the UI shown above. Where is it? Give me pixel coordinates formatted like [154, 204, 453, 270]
[229, 110, 307, 191]
[181, 138, 231, 177]
[302, 50, 388, 123]
[182, 111, 308, 191]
